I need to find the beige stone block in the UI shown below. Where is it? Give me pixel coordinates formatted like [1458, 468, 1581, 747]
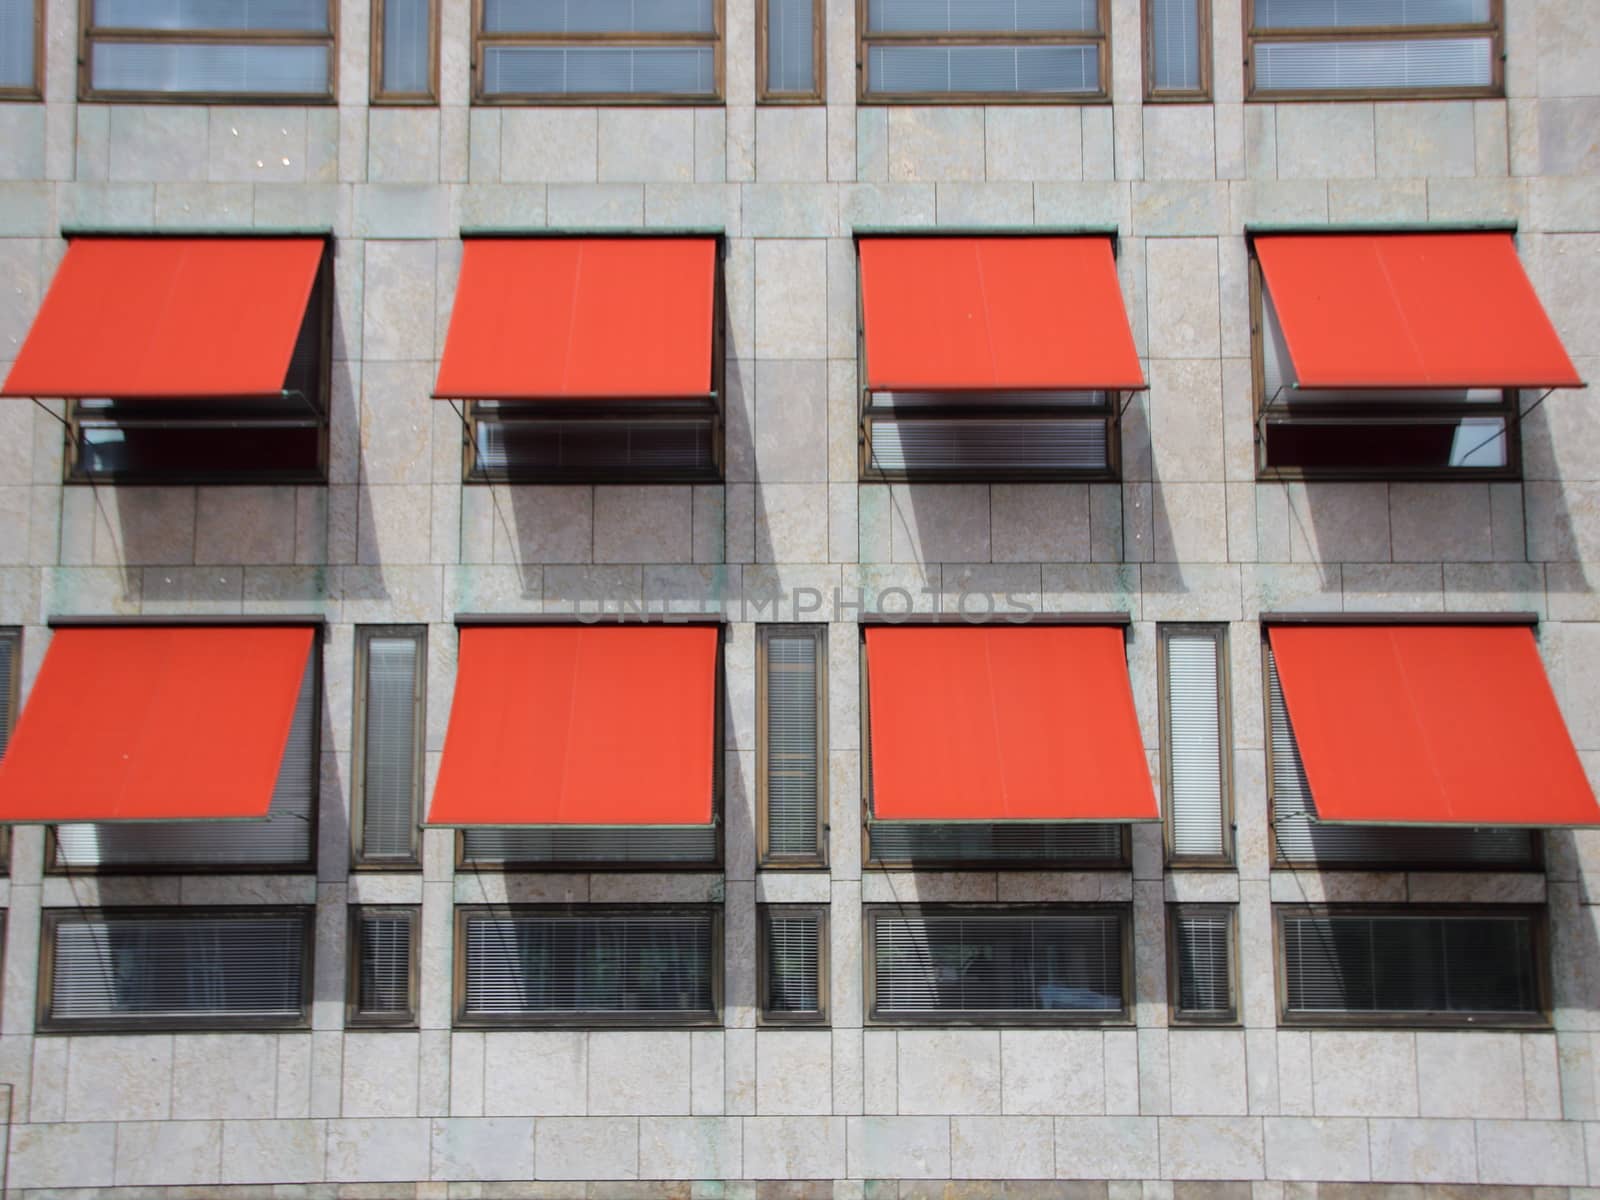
[755, 360, 828, 483]
[895, 1029, 1000, 1114]
[1263, 1116, 1370, 1181]
[638, 1116, 741, 1179]
[1367, 1117, 1477, 1183]
[887, 107, 985, 181]
[989, 484, 1091, 563]
[341, 1030, 419, 1118]
[755, 239, 828, 359]
[1001, 1030, 1105, 1115]
[935, 179, 1033, 224]
[220, 1118, 326, 1184]
[1276, 104, 1374, 179]
[206, 108, 307, 183]
[834, 1027, 864, 1114]
[363, 240, 436, 362]
[326, 1117, 432, 1182]
[754, 483, 829, 563]
[1169, 1030, 1250, 1116]
[1229, 180, 1329, 227]
[1476, 1118, 1589, 1185]
[590, 485, 692, 564]
[863, 1029, 897, 1114]
[367, 108, 440, 184]
[358, 360, 434, 485]
[1389, 484, 1494, 563]
[984, 107, 1083, 181]
[537, 1117, 641, 1179]
[950, 1115, 1055, 1179]
[756, 1029, 834, 1115]
[741, 1115, 846, 1178]
[847, 1115, 951, 1178]
[890, 484, 990, 564]
[192, 485, 295, 565]
[1145, 108, 1217, 181]
[1159, 1115, 1266, 1179]
[9, 1122, 116, 1190]
[481, 1031, 586, 1116]
[1376, 101, 1476, 178]
[586, 1031, 692, 1115]
[171, 1033, 278, 1119]
[499, 110, 597, 182]
[1329, 179, 1429, 223]
[742, 182, 838, 237]
[757, 107, 828, 182]
[1287, 483, 1390, 564]
[114, 1118, 223, 1187]
[358, 485, 434, 565]
[1155, 483, 1229, 563]
[429, 1116, 535, 1181]
[66, 1036, 172, 1122]
[1055, 1115, 1158, 1179]
[1147, 238, 1220, 359]
[1312, 1032, 1418, 1117]
[1536, 0, 1600, 98]
[1414, 1033, 1528, 1118]
[595, 109, 695, 182]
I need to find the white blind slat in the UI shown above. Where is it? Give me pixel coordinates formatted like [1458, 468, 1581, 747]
[1166, 631, 1226, 858]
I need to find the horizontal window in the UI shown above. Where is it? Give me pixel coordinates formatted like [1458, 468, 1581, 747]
[460, 826, 720, 868]
[760, 904, 828, 1025]
[457, 906, 720, 1027]
[468, 402, 722, 484]
[83, 0, 335, 101]
[863, 392, 1116, 481]
[866, 821, 1127, 866]
[41, 908, 313, 1032]
[866, 905, 1130, 1024]
[1277, 906, 1545, 1026]
[1170, 904, 1236, 1023]
[348, 905, 419, 1028]
[0, 0, 39, 98]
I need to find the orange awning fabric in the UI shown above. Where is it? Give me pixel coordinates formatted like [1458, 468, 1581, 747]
[428, 625, 719, 826]
[0, 626, 314, 823]
[858, 237, 1145, 392]
[865, 625, 1157, 822]
[1, 237, 324, 400]
[1269, 624, 1600, 827]
[1254, 232, 1582, 390]
[433, 238, 718, 400]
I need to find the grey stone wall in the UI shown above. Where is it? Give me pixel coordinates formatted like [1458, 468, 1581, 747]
[0, 0, 1597, 1193]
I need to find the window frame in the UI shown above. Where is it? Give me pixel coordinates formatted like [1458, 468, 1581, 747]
[78, 0, 339, 105]
[758, 624, 828, 870]
[453, 903, 724, 1030]
[471, 0, 726, 106]
[346, 904, 421, 1029]
[1159, 623, 1234, 868]
[371, 0, 440, 105]
[0, 0, 43, 101]
[1143, 0, 1211, 102]
[0, 627, 17, 876]
[757, 0, 824, 103]
[1167, 902, 1238, 1026]
[352, 625, 427, 871]
[758, 902, 830, 1026]
[856, 0, 1112, 104]
[1248, 249, 1522, 483]
[1243, 0, 1504, 103]
[1273, 903, 1550, 1030]
[37, 905, 316, 1034]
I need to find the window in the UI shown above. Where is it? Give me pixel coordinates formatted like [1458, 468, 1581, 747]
[759, 904, 827, 1025]
[474, 0, 723, 103]
[759, 0, 822, 102]
[0, 0, 40, 99]
[1251, 251, 1519, 481]
[1245, 0, 1502, 100]
[1160, 624, 1231, 865]
[372, 0, 438, 103]
[1145, 0, 1209, 99]
[51, 638, 319, 872]
[1277, 906, 1545, 1026]
[1169, 904, 1236, 1023]
[468, 402, 724, 484]
[81, 0, 335, 102]
[353, 627, 425, 868]
[866, 906, 1130, 1024]
[40, 907, 313, 1031]
[859, 0, 1109, 102]
[1264, 636, 1536, 869]
[456, 906, 721, 1028]
[862, 390, 1121, 481]
[759, 625, 826, 868]
[0, 628, 15, 874]
[348, 905, 419, 1028]
[460, 824, 721, 869]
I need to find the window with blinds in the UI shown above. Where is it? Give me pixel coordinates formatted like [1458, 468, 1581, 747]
[460, 825, 720, 867]
[41, 908, 312, 1031]
[1246, 1, 1501, 101]
[1161, 625, 1231, 864]
[1171, 904, 1235, 1022]
[0, 628, 16, 755]
[348, 906, 418, 1027]
[860, 0, 1109, 101]
[82, 0, 335, 101]
[1145, 0, 1208, 98]
[467, 405, 723, 484]
[458, 907, 720, 1026]
[760, 0, 821, 100]
[373, 0, 437, 102]
[354, 628, 425, 867]
[759, 626, 825, 867]
[0, 0, 38, 96]
[475, 0, 722, 102]
[863, 392, 1118, 481]
[867, 906, 1129, 1023]
[1265, 641, 1537, 868]
[53, 649, 319, 871]
[1278, 907, 1544, 1025]
[760, 904, 828, 1024]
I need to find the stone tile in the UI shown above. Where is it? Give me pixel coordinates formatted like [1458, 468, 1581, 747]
[755, 360, 829, 483]
[1155, 483, 1229, 563]
[326, 1117, 433, 1183]
[987, 108, 1083, 181]
[114, 1118, 223, 1186]
[756, 239, 828, 359]
[1056, 1115, 1159, 1179]
[343, 1030, 420, 1118]
[755, 483, 829, 563]
[482, 1032, 587, 1116]
[846, 1115, 951, 1179]
[592, 486, 693, 564]
[363, 240, 436, 361]
[599, 110, 696, 182]
[368, 108, 441, 183]
[896, 1029, 1000, 1114]
[758, 107, 829, 182]
[1389, 484, 1494, 563]
[194, 486, 297, 564]
[1148, 238, 1220, 359]
[638, 1116, 742, 1179]
[207, 108, 308, 183]
[1263, 1117, 1371, 1181]
[500, 110, 598, 182]
[1367, 1118, 1477, 1184]
[887, 108, 985, 181]
[1169, 1030, 1249, 1116]
[172, 1034, 279, 1119]
[1151, 359, 1225, 484]
[66, 1036, 172, 1122]
[758, 1029, 834, 1115]
[991, 485, 1092, 563]
[9, 1122, 117, 1190]
[1312, 1032, 1418, 1117]
[1376, 102, 1476, 178]
[536, 1116, 639, 1180]
[743, 1115, 847, 1179]
[431, 1116, 536, 1182]
[951, 1115, 1055, 1179]
[221, 1119, 327, 1184]
[1145, 108, 1217, 181]
[589, 1031, 692, 1115]
[1002, 1030, 1106, 1115]
[1158, 1116, 1266, 1180]
[1276, 104, 1374, 179]
[1415, 1033, 1527, 1119]
[1475, 1119, 1589, 1185]
[1288, 483, 1391, 564]
[890, 484, 991, 564]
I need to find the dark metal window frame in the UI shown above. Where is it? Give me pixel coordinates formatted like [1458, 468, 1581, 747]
[0, 627, 17, 876]
[64, 234, 335, 487]
[470, 0, 726, 105]
[856, 0, 1112, 104]
[758, 624, 828, 870]
[1167, 901, 1238, 1025]
[1159, 622, 1234, 868]
[864, 902, 1134, 1027]
[352, 625, 427, 870]
[78, 0, 339, 104]
[757, 0, 824, 103]
[758, 902, 830, 1026]
[1143, 0, 1212, 102]
[1248, 243, 1521, 483]
[0, 0, 43, 101]
[1273, 903, 1550, 1030]
[38, 905, 316, 1034]
[453, 903, 724, 1030]
[371, 0, 441, 104]
[346, 903, 421, 1029]
[1243, 0, 1504, 102]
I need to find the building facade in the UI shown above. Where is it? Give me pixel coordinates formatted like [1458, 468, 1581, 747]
[0, 0, 1597, 1196]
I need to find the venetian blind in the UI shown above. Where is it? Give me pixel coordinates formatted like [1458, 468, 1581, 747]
[1253, 0, 1489, 28]
[1254, 37, 1492, 91]
[1166, 629, 1226, 858]
[870, 417, 1109, 473]
[381, 0, 431, 93]
[1174, 906, 1233, 1017]
[360, 633, 421, 862]
[1150, 0, 1201, 91]
[0, 631, 14, 755]
[356, 909, 415, 1018]
[766, 0, 815, 92]
[765, 631, 820, 858]
[461, 825, 719, 865]
[867, 43, 1100, 94]
[765, 910, 822, 1015]
[868, 0, 1099, 32]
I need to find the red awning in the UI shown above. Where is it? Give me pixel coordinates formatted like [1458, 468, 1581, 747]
[1, 237, 324, 400]
[858, 237, 1145, 392]
[1269, 624, 1599, 827]
[428, 625, 719, 826]
[1254, 232, 1582, 390]
[865, 624, 1157, 822]
[0, 626, 314, 823]
[433, 238, 717, 400]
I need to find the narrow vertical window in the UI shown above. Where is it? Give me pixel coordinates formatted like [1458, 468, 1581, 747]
[1145, 0, 1209, 100]
[354, 627, 426, 867]
[0, 0, 39, 98]
[759, 0, 822, 102]
[758, 625, 826, 867]
[759, 904, 828, 1025]
[0, 629, 16, 874]
[1160, 625, 1231, 864]
[348, 905, 419, 1028]
[1170, 904, 1236, 1023]
[373, 0, 438, 103]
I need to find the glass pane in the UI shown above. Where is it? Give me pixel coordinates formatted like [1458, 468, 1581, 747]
[474, 415, 718, 479]
[766, 0, 815, 92]
[1166, 631, 1225, 857]
[869, 822, 1125, 863]
[481, 43, 716, 95]
[91, 40, 331, 95]
[1254, 36, 1492, 91]
[0, 0, 34, 89]
[765, 633, 819, 857]
[361, 635, 420, 860]
[870, 418, 1108, 473]
[94, 0, 329, 32]
[483, 0, 714, 33]
[868, 42, 1100, 94]
[0, 634, 13, 756]
[868, 0, 1098, 33]
[1150, 0, 1201, 90]
[358, 914, 413, 1015]
[462, 825, 719, 864]
[1176, 909, 1233, 1016]
[1254, 0, 1490, 30]
[766, 914, 822, 1013]
[382, 0, 431, 93]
